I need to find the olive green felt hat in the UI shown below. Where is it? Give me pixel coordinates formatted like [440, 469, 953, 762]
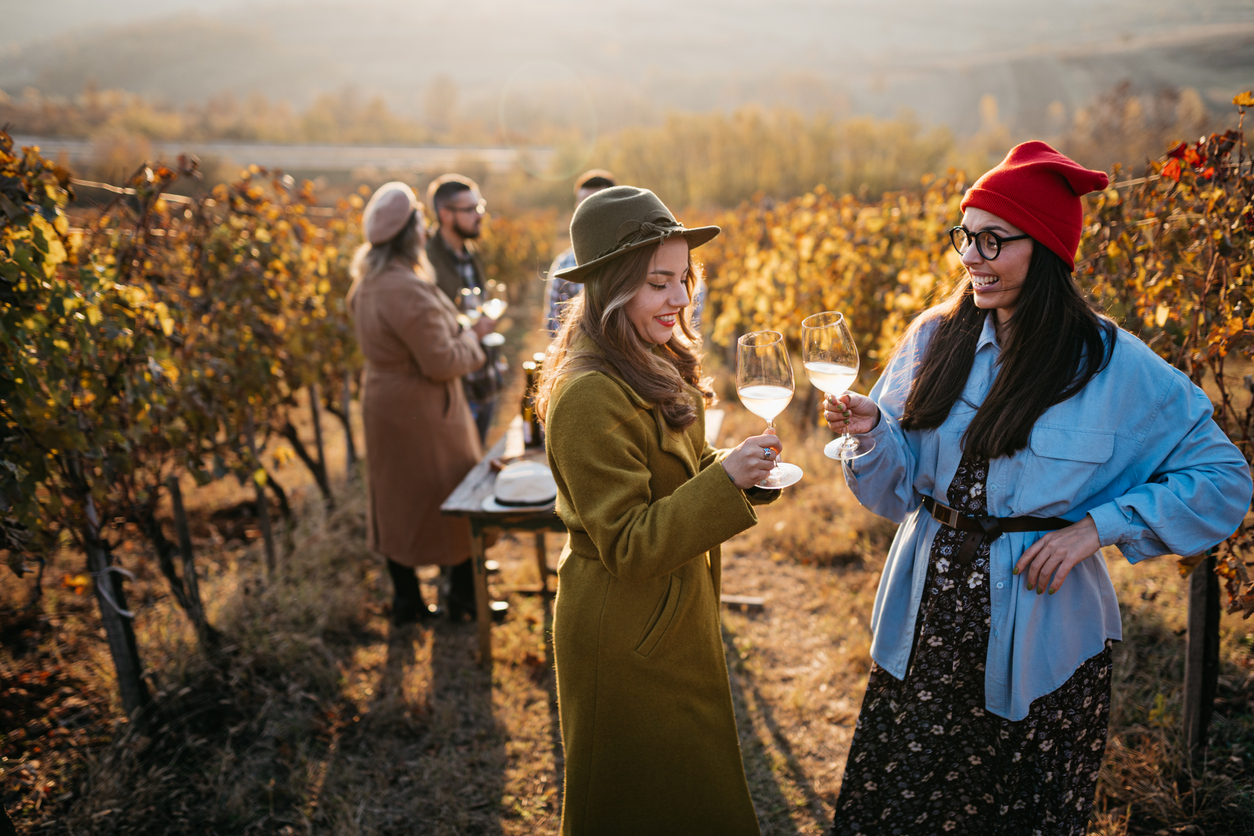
[553, 186, 720, 282]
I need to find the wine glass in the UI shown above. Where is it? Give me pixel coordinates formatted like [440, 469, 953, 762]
[801, 311, 875, 461]
[736, 330, 803, 489]
[459, 286, 483, 325]
[481, 280, 508, 322]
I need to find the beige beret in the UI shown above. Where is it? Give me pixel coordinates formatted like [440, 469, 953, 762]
[363, 181, 419, 245]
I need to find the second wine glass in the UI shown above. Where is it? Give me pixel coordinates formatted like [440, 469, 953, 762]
[801, 311, 875, 461]
[736, 330, 803, 489]
[481, 279, 508, 322]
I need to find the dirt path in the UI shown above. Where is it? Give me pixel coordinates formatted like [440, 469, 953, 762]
[304, 464, 889, 835]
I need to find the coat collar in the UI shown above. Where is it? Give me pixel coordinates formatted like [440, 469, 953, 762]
[570, 335, 701, 477]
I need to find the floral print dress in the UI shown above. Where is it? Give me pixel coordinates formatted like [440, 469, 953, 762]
[831, 454, 1113, 836]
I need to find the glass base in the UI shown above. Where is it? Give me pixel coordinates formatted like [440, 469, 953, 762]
[824, 435, 875, 461]
[755, 461, 803, 489]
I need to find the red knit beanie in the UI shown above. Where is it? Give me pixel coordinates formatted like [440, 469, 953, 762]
[960, 141, 1109, 270]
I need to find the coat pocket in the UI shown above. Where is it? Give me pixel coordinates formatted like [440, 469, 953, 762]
[635, 574, 682, 658]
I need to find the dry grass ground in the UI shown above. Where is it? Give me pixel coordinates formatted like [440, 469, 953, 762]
[4, 302, 1254, 833]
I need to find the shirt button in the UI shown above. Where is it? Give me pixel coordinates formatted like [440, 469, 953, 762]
[996, 582, 1004, 589]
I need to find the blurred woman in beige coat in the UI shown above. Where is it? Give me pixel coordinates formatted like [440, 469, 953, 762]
[347, 182, 495, 623]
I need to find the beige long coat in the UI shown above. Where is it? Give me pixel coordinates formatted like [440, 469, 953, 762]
[347, 261, 484, 567]
[546, 359, 772, 836]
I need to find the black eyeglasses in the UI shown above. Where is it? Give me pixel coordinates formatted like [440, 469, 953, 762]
[949, 226, 1030, 260]
[448, 200, 486, 216]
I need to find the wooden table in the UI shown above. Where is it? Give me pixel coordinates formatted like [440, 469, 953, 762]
[441, 417, 565, 664]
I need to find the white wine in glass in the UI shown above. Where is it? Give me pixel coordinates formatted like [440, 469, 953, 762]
[801, 311, 875, 461]
[459, 286, 483, 326]
[481, 280, 508, 321]
[736, 330, 803, 489]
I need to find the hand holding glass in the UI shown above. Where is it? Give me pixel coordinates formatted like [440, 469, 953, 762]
[801, 311, 875, 461]
[736, 331, 803, 489]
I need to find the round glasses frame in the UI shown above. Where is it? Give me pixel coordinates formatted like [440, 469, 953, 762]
[949, 226, 1030, 261]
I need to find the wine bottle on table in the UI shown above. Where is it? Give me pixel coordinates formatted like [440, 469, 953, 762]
[521, 361, 536, 446]
[529, 353, 546, 447]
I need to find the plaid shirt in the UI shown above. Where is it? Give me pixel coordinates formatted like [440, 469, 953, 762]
[544, 248, 581, 336]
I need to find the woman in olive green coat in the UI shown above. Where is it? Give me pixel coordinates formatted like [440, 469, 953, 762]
[536, 187, 786, 836]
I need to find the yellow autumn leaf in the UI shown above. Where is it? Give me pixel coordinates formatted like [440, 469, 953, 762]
[1233, 91, 1254, 108]
[153, 301, 175, 336]
[1155, 304, 1169, 327]
[253, 468, 268, 486]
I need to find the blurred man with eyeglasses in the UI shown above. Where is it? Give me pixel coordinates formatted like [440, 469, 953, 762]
[423, 173, 503, 622]
[425, 173, 500, 443]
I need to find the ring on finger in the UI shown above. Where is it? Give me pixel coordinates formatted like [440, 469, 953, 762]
[761, 447, 773, 460]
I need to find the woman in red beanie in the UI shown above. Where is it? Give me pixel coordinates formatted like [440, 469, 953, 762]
[824, 142, 1251, 835]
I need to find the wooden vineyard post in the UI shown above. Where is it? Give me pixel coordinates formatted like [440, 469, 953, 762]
[244, 411, 278, 576]
[85, 495, 150, 717]
[1183, 549, 1220, 761]
[309, 383, 328, 484]
[342, 369, 357, 472]
[166, 475, 216, 650]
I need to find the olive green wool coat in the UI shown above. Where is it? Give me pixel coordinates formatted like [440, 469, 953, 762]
[546, 367, 770, 836]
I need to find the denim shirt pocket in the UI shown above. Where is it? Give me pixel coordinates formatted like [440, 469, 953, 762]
[1017, 425, 1115, 515]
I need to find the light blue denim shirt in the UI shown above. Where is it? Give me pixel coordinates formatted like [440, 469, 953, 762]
[844, 313, 1252, 721]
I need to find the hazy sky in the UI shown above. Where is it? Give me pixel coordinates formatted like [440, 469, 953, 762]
[3, 0, 1252, 132]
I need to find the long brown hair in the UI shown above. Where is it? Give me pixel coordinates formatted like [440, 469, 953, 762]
[899, 243, 1115, 458]
[535, 241, 712, 431]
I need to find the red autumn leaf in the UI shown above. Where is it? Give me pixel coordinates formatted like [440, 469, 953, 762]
[1184, 145, 1206, 167]
[1166, 141, 1188, 160]
[1201, 166, 1216, 180]
[1161, 159, 1183, 182]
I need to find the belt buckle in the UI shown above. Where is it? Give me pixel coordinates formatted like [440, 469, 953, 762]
[933, 501, 961, 529]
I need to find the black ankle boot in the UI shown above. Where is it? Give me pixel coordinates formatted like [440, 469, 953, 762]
[444, 559, 477, 621]
[443, 560, 509, 622]
[387, 559, 436, 626]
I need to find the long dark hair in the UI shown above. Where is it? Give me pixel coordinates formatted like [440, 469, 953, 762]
[899, 242, 1115, 458]
[535, 241, 712, 432]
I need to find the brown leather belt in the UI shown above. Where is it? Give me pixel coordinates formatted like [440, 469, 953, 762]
[921, 496, 1072, 566]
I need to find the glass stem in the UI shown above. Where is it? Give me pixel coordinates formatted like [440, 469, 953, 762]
[767, 419, 780, 473]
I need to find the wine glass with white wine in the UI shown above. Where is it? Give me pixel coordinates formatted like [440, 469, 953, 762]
[458, 286, 483, 327]
[481, 279, 508, 322]
[801, 311, 875, 460]
[736, 330, 803, 489]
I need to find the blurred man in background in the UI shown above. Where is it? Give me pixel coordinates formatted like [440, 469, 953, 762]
[425, 173, 499, 442]
[543, 169, 616, 335]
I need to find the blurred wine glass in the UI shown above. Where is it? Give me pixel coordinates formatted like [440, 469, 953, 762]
[458, 286, 483, 328]
[481, 280, 508, 322]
